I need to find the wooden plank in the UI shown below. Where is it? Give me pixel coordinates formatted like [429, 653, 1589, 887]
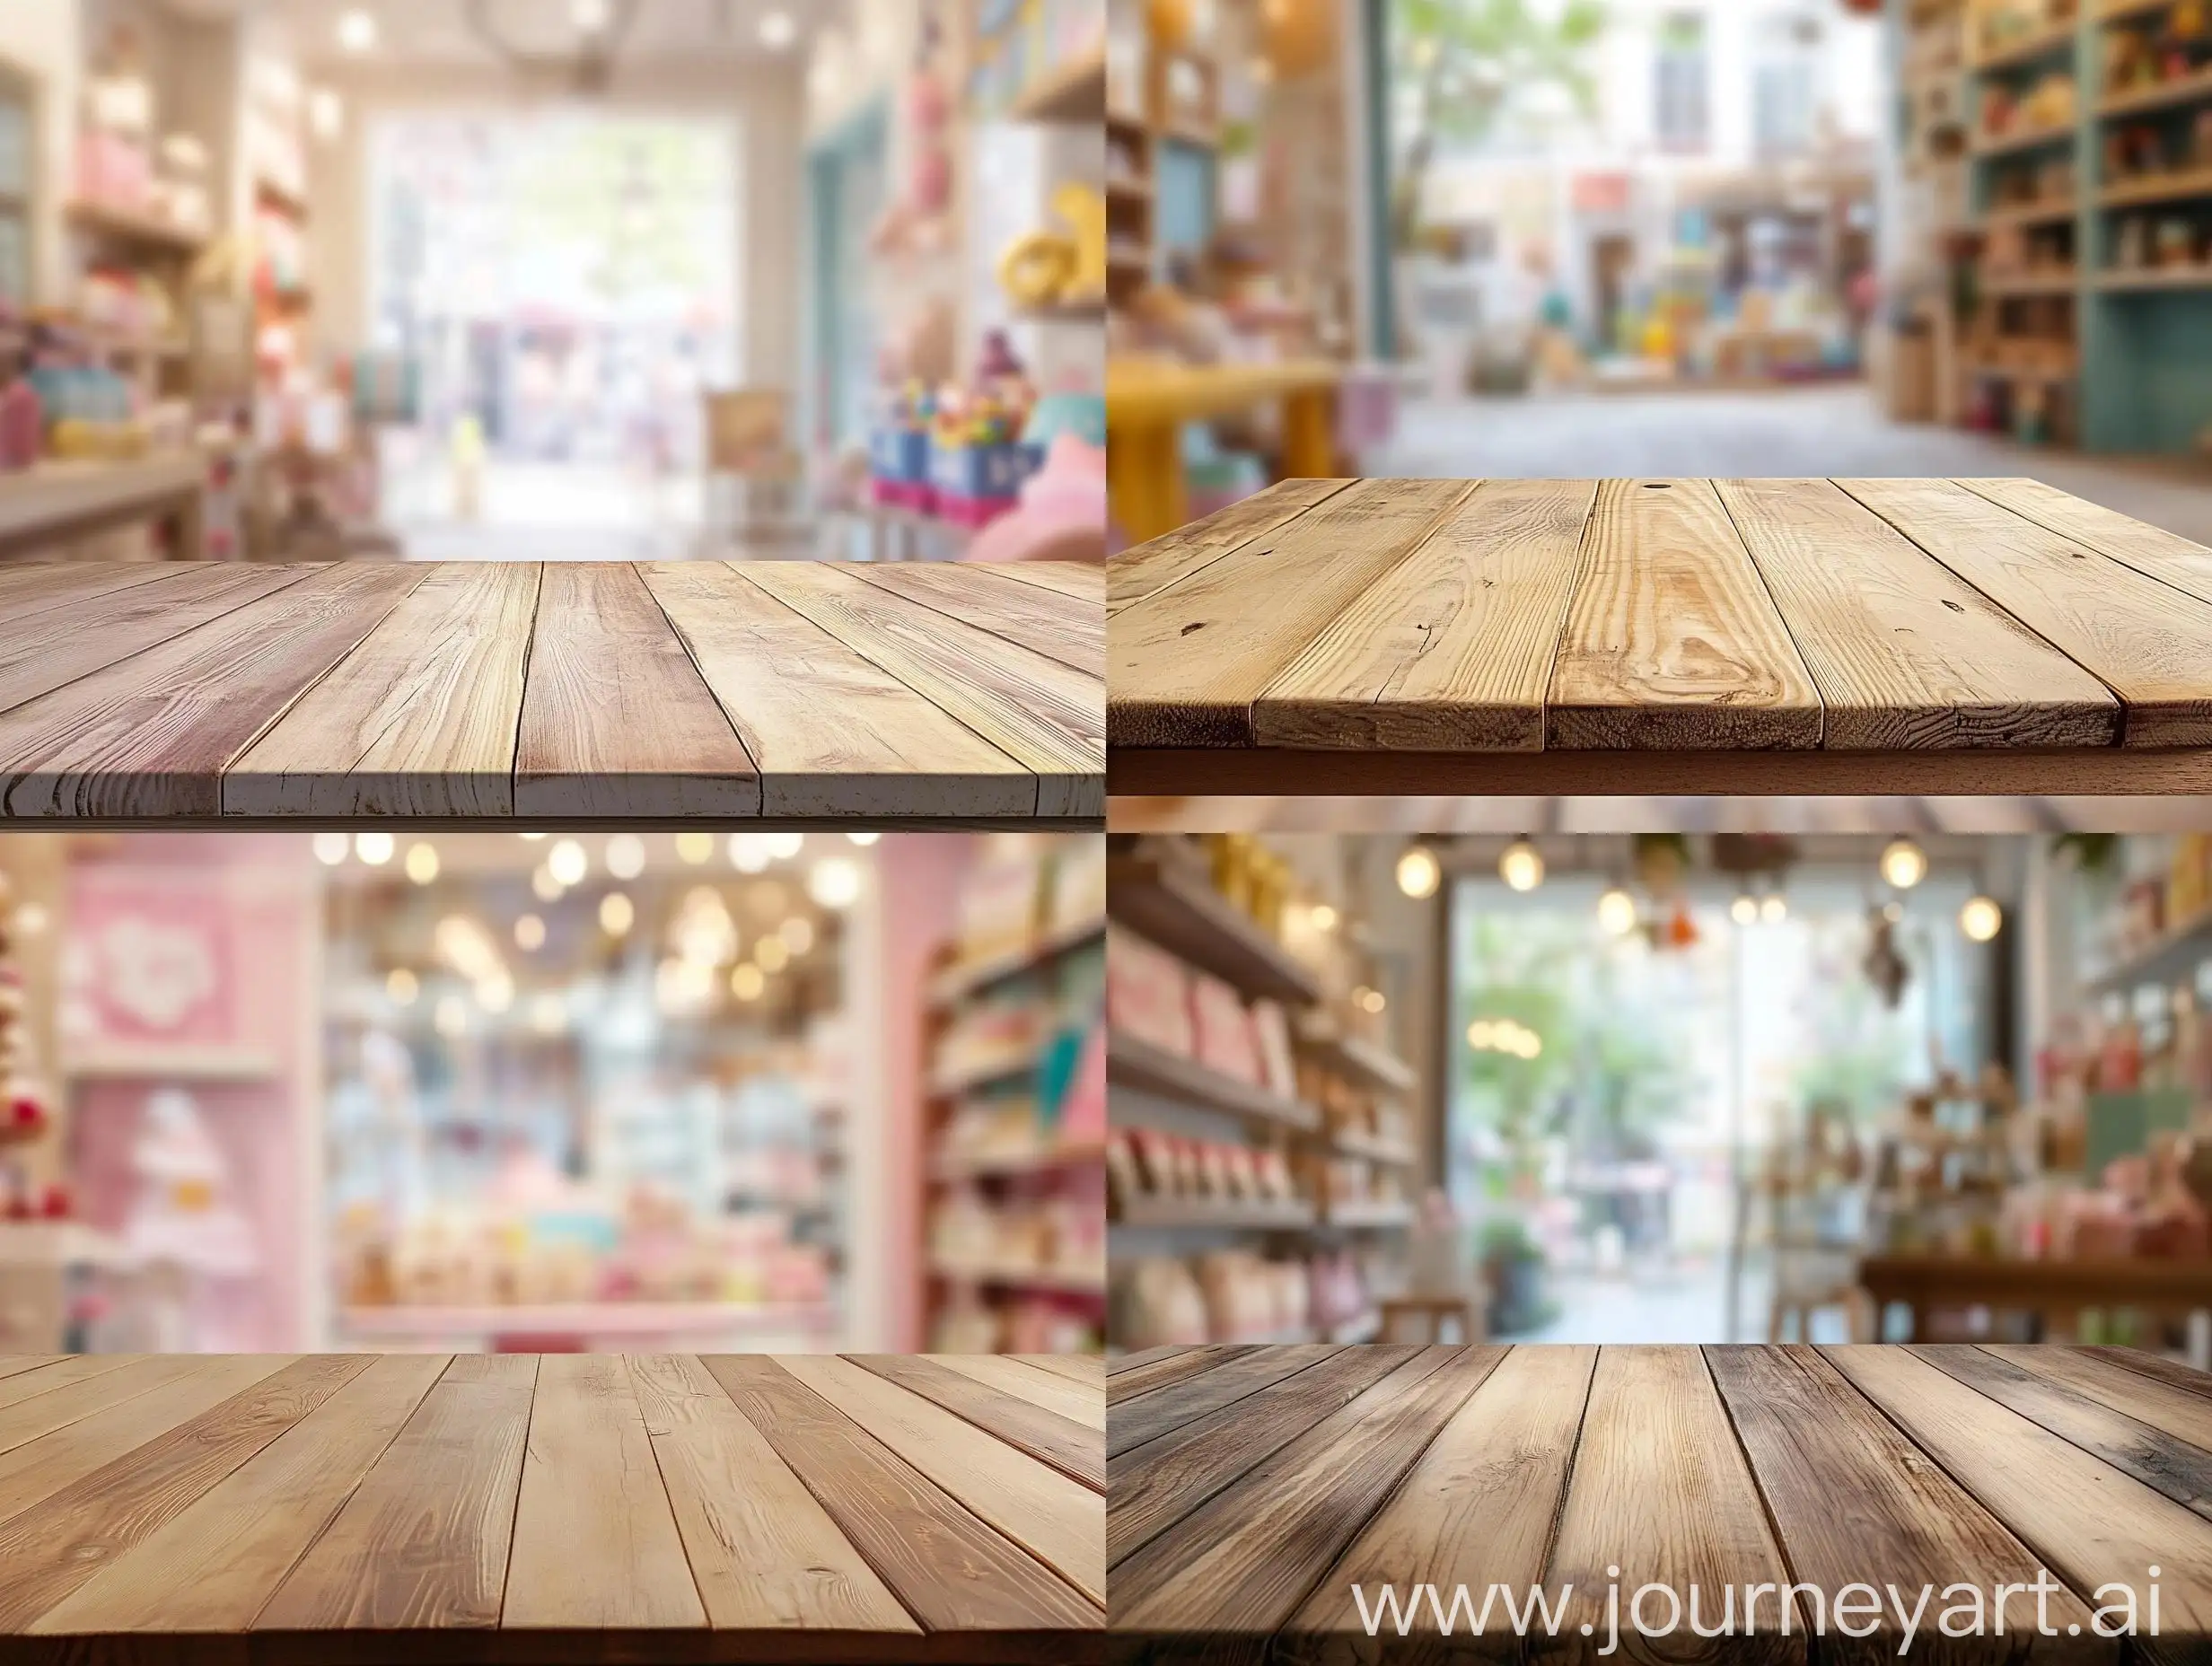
[1828, 1344, 2212, 1663]
[1110, 1346, 1505, 1636]
[742, 562, 1102, 818]
[1255, 478, 1596, 751]
[778, 1354, 1105, 1606]
[1716, 477, 2120, 750]
[0, 560, 199, 626]
[1279, 1344, 1594, 1664]
[639, 563, 1036, 820]
[1955, 477, 2212, 610]
[701, 1354, 1101, 1636]
[851, 564, 1102, 680]
[1538, 1346, 1801, 1666]
[847, 1355, 1102, 1491]
[0, 564, 308, 719]
[1110, 1344, 1341, 1459]
[254, 1354, 537, 1630]
[0, 1354, 136, 1416]
[2081, 1345, 2212, 1402]
[934, 1355, 1106, 1431]
[0, 1356, 291, 1523]
[0, 564, 426, 819]
[1548, 478, 1822, 750]
[0, 1354, 370, 1630]
[28, 1354, 448, 1635]
[1107, 478, 1475, 748]
[1108, 478, 1354, 614]
[224, 564, 540, 817]
[626, 1353, 918, 1637]
[990, 561, 1105, 604]
[1915, 1344, 2212, 1521]
[514, 562, 762, 819]
[1997, 1345, 2212, 1451]
[1110, 1346, 1423, 1567]
[1839, 477, 2212, 747]
[1109, 1345, 1252, 1402]
[1707, 1345, 2107, 1665]
[1016, 1354, 1104, 1388]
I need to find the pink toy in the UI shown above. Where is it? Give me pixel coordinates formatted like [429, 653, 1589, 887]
[962, 432, 1107, 564]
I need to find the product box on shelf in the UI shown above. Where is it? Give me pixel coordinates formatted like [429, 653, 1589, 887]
[927, 438, 1040, 527]
[868, 425, 933, 510]
[1106, 924, 1194, 1055]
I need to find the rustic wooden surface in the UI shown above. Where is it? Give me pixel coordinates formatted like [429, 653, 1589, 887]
[1106, 478, 2212, 794]
[0, 561, 1103, 824]
[0, 1351, 1104, 1664]
[1108, 1343, 2212, 1662]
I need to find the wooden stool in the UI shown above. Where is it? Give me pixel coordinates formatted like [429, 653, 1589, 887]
[1380, 1293, 1486, 1345]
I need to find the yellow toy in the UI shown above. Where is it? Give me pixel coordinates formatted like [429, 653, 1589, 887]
[996, 184, 1107, 310]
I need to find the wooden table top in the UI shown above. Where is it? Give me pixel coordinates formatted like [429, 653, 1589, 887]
[0, 560, 1102, 825]
[0, 1350, 1103, 1664]
[1106, 477, 2212, 796]
[1108, 1342, 2212, 1661]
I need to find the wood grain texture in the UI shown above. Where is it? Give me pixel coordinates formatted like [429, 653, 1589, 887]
[30, 1354, 449, 1635]
[514, 563, 761, 818]
[2082, 1344, 2212, 1402]
[625, 1353, 918, 1637]
[1279, 1343, 1595, 1666]
[502, 1354, 706, 1630]
[1018, 1354, 1105, 1387]
[847, 1354, 1102, 1491]
[1111, 1346, 1505, 1636]
[225, 564, 540, 816]
[1108, 1345, 1252, 1400]
[255, 1353, 538, 1631]
[701, 1354, 1101, 1636]
[991, 561, 1105, 603]
[1108, 478, 1354, 615]
[1255, 478, 1596, 750]
[0, 1353, 136, 1416]
[0, 1354, 369, 1630]
[1108, 1344, 1340, 1459]
[1548, 479, 1822, 750]
[1956, 477, 2212, 609]
[852, 563, 1102, 680]
[1839, 477, 2212, 746]
[1716, 478, 2120, 750]
[933, 1354, 1106, 1430]
[1108, 478, 1475, 748]
[743, 562, 1103, 817]
[0, 559, 198, 624]
[778, 1354, 1105, 1605]
[0, 564, 426, 818]
[639, 563, 1037, 819]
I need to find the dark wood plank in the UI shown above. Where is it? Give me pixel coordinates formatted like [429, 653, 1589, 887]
[254, 1354, 537, 1630]
[847, 1355, 1102, 1491]
[0, 564, 426, 818]
[1108, 1346, 1253, 1401]
[1110, 1344, 1341, 1459]
[514, 562, 762, 818]
[700, 1354, 1101, 1638]
[1109, 478, 1354, 615]
[1110, 1346, 1505, 1637]
[851, 563, 1102, 680]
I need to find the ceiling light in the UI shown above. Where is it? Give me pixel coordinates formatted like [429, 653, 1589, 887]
[312, 832, 349, 866]
[548, 839, 589, 887]
[847, 831, 881, 846]
[809, 858, 862, 909]
[572, 0, 612, 31]
[404, 843, 440, 886]
[759, 9, 796, 48]
[1396, 846, 1440, 900]
[1731, 895, 1758, 926]
[354, 831, 394, 866]
[1961, 896, 2004, 943]
[514, 914, 546, 951]
[729, 833, 775, 872]
[1760, 895, 1787, 925]
[731, 962, 766, 1001]
[676, 831, 714, 864]
[519, 832, 548, 842]
[605, 834, 646, 881]
[1308, 904, 1338, 932]
[1499, 838, 1544, 893]
[385, 968, 418, 1005]
[767, 832, 805, 859]
[1596, 888, 1637, 936]
[1880, 837, 1927, 890]
[337, 9, 378, 54]
[600, 892, 635, 936]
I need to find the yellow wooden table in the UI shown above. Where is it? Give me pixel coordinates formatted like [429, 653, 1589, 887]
[1104, 357, 1343, 544]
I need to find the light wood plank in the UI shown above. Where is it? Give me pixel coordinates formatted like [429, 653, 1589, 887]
[1016, 1354, 1104, 1388]
[742, 563, 1102, 817]
[0, 1354, 370, 1631]
[513, 563, 762, 818]
[1281, 1343, 1595, 1663]
[702, 1354, 1101, 1635]
[1549, 478, 1822, 750]
[0, 565, 426, 818]
[0, 1354, 136, 1416]
[1110, 1345, 1341, 1459]
[1829, 1344, 2212, 1662]
[225, 564, 540, 816]
[778, 1354, 1105, 1605]
[852, 563, 1102, 679]
[933, 1355, 1105, 1431]
[1708, 1345, 2108, 1665]
[30, 1354, 448, 1635]
[639, 563, 1036, 819]
[847, 1354, 1102, 1491]
[1108, 478, 1475, 748]
[1535, 1346, 1802, 1666]
[1109, 1345, 1251, 1400]
[1109, 478, 1355, 614]
[1956, 477, 2212, 610]
[626, 1353, 918, 1637]
[2082, 1346, 2212, 1402]
[1256, 478, 1596, 750]
[1716, 478, 2120, 750]
[1112, 1346, 1504, 1635]
[255, 1354, 537, 1631]
[990, 561, 1104, 603]
[0, 560, 202, 626]
[1839, 477, 2212, 747]
[502, 1354, 706, 1630]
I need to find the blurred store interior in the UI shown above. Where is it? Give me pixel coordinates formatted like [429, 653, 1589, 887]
[0, 0, 1103, 566]
[1108, 829, 2212, 1362]
[1105, 0, 2212, 548]
[0, 830, 1104, 1355]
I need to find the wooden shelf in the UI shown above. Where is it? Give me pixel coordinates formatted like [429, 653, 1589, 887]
[2100, 168, 2212, 208]
[2097, 67, 2212, 118]
[1113, 1195, 1317, 1231]
[63, 197, 207, 256]
[1978, 197, 2076, 230]
[1968, 20, 2078, 73]
[926, 1256, 1105, 1297]
[1106, 855, 1324, 1004]
[1331, 1127, 1418, 1166]
[1971, 121, 2076, 158]
[1295, 1024, 1417, 1093]
[928, 915, 1102, 1006]
[1109, 1029, 1321, 1133]
[931, 1139, 1108, 1183]
[1319, 1200, 1415, 1231]
[2090, 912, 2212, 993]
[1010, 52, 1106, 124]
[1980, 268, 2081, 297]
[2095, 266, 2212, 290]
